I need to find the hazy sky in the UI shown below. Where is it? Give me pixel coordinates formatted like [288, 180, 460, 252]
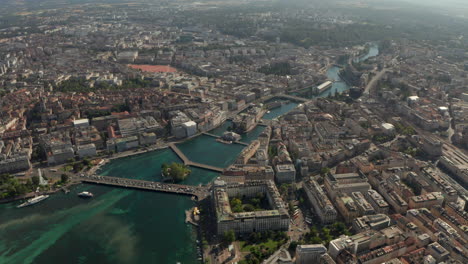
[392, 0, 468, 17]
[400, 0, 467, 8]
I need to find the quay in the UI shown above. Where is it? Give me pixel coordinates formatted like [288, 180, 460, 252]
[168, 143, 225, 173]
[80, 174, 210, 200]
[185, 208, 199, 226]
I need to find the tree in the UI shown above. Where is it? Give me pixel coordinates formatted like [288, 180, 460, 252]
[161, 162, 191, 182]
[288, 241, 299, 251]
[223, 230, 235, 245]
[31, 176, 40, 186]
[82, 158, 92, 167]
[244, 204, 256, 212]
[61, 174, 69, 183]
[320, 167, 330, 176]
[230, 198, 243, 212]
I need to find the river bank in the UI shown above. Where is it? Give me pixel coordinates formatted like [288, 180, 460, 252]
[0, 96, 300, 264]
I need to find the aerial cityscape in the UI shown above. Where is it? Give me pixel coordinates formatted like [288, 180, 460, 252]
[0, 0, 467, 263]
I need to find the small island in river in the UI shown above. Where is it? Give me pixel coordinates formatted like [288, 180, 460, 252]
[161, 162, 191, 182]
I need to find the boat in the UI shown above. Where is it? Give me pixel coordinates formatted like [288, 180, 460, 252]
[77, 191, 94, 198]
[17, 195, 49, 208]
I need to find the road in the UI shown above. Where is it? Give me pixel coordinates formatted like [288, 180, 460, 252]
[364, 68, 389, 95]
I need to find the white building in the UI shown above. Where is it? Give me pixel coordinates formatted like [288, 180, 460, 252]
[183, 121, 197, 138]
[381, 123, 396, 136]
[73, 119, 90, 128]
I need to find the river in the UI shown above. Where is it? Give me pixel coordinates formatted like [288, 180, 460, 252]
[0, 44, 379, 264]
[315, 42, 379, 98]
[0, 103, 295, 264]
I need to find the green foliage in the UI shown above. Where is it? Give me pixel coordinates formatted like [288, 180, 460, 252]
[61, 174, 69, 183]
[55, 78, 88, 93]
[394, 123, 416, 136]
[372, 134, 394, 144]
[302, 222, 351, 246]
[31, 144, 47, 161]
[320, 167, 331, 175]
[403, 147, 417, 157]
[161, 162, 191, 182]
[288, 241, 299, 251]
[258, 62, 292, 76]
[0, 174, 32, 199]
[111, 103, 130, 113]
[268, 145, 278, 158]
[280, 22, 397, 48]
[240, 231, 287, 263]
[279, 184, 291, 198]
[55, 78, 151, 93]
[222, 230, 236, 245]
[31, 176, 40, 186]
[229, 193, 269, 213]
[84, 109, 111, 119]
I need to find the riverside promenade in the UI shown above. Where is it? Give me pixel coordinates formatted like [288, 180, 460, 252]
[80, 174, 210, 200]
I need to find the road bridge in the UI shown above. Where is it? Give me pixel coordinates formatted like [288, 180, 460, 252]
[202, 132, 249, 146]
[80, 174, 210, 200]
[275, 94, 310, 103]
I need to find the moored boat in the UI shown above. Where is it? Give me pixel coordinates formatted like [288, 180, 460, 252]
[77, 191, 94, 198]
[17, 195, 49, 208]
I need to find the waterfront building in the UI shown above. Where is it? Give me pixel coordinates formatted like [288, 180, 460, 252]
[76, 143, 97, 158]
[235, 140, 260, 165]
[224, 164, 275, 181]
[212, 180, 290, 235]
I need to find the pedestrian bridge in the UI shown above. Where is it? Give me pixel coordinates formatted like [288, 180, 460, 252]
[168, 143, 225, 173]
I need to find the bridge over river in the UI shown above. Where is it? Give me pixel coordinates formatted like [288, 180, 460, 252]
[168, 143, 225, 173]
[80, 174, 210, 200]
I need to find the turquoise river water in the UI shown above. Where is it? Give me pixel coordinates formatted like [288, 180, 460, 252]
[0, 44, 378, 264]
[0, 103, 296, 264]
